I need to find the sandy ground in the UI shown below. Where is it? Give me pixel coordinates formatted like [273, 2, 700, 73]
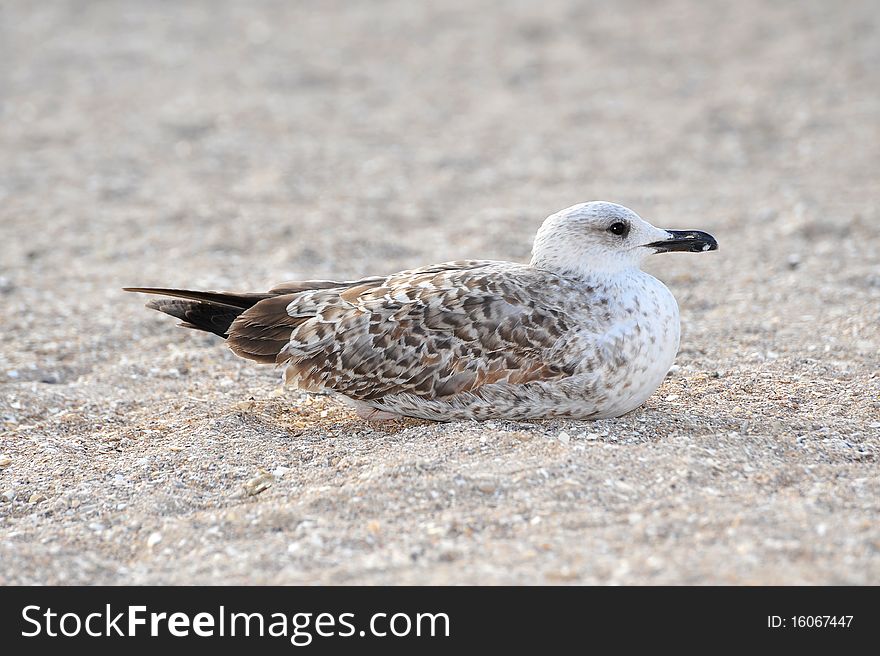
[1, 0, 878, 585]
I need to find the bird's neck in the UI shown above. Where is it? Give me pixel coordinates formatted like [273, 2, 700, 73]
[529, 254, 643, 283]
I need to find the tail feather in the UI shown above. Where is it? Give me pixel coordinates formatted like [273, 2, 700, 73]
[126, 284, 328, 365]
[142, 298, 241, 338]
[123, 287, 271, 309]
[125, 287, 274, 339]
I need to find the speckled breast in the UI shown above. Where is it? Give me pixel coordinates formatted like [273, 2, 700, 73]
[595, 271, 681, 417]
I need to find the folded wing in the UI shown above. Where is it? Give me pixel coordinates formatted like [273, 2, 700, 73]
[228, 261, 577, 400]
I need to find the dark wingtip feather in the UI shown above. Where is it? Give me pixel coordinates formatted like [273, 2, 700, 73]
[139, 298, 240, 338]
[126, 287, 310, 364]
[124, 287, 270, 309]
[126, 288, 275, 339]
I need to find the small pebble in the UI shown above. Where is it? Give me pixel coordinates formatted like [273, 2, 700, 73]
[242, 470, 274, 496]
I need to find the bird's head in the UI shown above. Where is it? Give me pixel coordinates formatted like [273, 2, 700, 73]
[530, 201, 718, 278]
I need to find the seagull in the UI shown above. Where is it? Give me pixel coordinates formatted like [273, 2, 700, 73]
[126, 202, 717, 421]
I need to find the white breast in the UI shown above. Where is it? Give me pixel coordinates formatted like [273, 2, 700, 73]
[594, 270, 681, 418]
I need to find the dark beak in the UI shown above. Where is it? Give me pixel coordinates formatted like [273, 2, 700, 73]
[645, 230, 718, 253]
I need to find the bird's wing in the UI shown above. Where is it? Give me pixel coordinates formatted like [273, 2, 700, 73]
[227, 260, 578, 400]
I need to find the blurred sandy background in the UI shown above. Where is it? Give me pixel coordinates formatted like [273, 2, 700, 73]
[1, 0, 878, 584]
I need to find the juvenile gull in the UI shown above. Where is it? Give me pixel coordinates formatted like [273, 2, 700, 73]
[126, 202, 717, 421]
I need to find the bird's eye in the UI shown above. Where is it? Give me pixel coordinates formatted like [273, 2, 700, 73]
[607, 222, 629, 237]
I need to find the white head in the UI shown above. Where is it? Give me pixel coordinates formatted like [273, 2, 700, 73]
[530, 201, 717, 278]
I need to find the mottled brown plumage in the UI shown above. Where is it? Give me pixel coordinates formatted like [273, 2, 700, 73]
[260, 261, 579, 400]
[126, 260, 585, 414]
